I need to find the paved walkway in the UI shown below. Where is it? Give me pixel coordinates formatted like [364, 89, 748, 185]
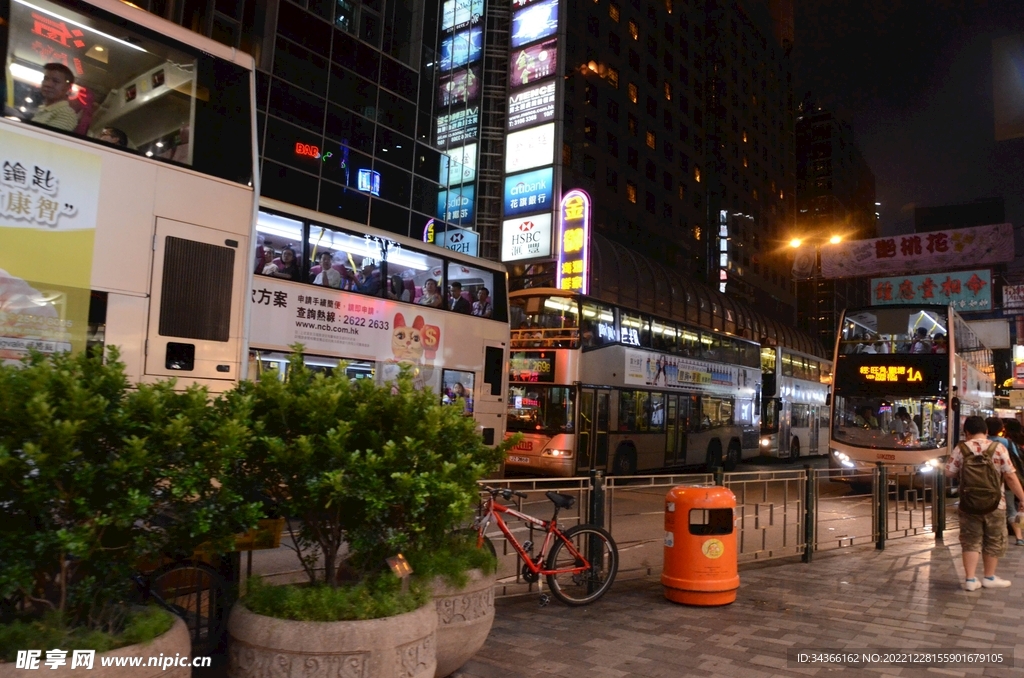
[455, 532, 1024, 678]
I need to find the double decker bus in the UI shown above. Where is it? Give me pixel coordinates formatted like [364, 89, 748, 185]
[828, 304, 994, 475]
[247, 200, 510, 444]
[759, 346, 831, 459]
[504, 288, 763, 476]
[2, 0, 256, 390]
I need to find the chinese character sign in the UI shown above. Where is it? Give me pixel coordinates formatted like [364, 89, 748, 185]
[820, 223, 1013, 278]
[1004, 284, 1024, 311]
[858, 365, 924, 383]
[870, 269, 991, 310]
[557, 189, 590, 294]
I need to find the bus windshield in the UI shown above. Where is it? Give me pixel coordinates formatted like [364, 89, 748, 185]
[832, 395, 948, 451]
[839, 307, 948, 355]
[508, 385, 575, 434]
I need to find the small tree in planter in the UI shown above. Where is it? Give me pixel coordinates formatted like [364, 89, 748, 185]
[0, 349, 261, 661]
[227, 349, 511, 678]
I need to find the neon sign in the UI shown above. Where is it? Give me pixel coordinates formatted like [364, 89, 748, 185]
[357, 169, 381, 196]
[556, 189, 590, 294]
[295, 142, 321, 159]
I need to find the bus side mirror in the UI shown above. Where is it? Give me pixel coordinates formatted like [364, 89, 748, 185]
[775, 400, 783, 413]
[825, 393, 832, 407]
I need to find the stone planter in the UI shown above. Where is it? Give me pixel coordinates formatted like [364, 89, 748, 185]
[227, 599, 436, 678]
[431, 569, 495, 678]
[0, 616, 190, 678]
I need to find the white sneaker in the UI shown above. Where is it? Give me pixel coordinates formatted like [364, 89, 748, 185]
[964, 578, 981, 591]
[981, 576, 1011, 589]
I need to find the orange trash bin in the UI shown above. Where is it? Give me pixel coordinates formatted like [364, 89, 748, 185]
[661, 485, 739, 606]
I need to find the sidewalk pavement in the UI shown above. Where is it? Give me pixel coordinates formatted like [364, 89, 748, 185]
[454, 532, 1024, 678]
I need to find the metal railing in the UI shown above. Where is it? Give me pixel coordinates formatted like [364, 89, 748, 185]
[481, 463, 952, 596]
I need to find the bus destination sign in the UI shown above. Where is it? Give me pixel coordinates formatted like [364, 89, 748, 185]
[510, 351, 555, 382]
[834, 355, 946, 394]
[859, 365, 924, 383]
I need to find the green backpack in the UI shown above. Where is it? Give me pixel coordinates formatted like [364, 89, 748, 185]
[958, 441, 1003, 515]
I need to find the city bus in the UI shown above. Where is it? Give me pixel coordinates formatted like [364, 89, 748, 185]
[1, 0, 257, 391]
[759, 346, 831, 459]
[828, 304, 994, 475]
[504, 288, 763, 476]
[247, 199, 510, 444]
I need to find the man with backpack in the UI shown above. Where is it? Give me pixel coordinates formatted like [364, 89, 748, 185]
[945, 416, 1024, 590]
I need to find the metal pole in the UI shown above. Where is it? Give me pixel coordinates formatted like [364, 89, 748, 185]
[714, 467, 725, 487]
[934, 470, 945, 540]
[876, 463, 887, 550]
[802, 464, 814, 563]
[589, 468, 605, 528]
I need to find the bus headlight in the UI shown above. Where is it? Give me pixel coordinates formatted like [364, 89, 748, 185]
[760, 437, 771, 447]
[833, 450, 855, 468]
[919, 458, 941, 473]
[543, 449, 572, 458]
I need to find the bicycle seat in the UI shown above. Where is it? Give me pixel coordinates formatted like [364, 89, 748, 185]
[545, 491, 576, 509]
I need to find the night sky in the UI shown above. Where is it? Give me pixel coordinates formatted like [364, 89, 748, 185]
[792, 0, 1024, 237]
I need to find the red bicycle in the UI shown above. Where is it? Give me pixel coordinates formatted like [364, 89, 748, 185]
[474, 486, 618, 606]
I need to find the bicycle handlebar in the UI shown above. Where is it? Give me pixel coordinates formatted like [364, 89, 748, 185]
[482, 486, 528, 500]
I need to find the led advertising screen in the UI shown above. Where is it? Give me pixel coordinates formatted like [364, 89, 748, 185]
[507, 80, 556, 131]
[509, 39, 558, 89]
[436, 106, 479, 147]
[503, 167, 553, 217]
[437, 184, 476, 224]
[437, 65, 481, 107]
[442, 0, 484, 33]
[501, 214, 553, 262]
[505, 123, 555, 173]
[511, 0, 559, 49]
[440, 27, 483, 71]
[439, 143, 478, 186]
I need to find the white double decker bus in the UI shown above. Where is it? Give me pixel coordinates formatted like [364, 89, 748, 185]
[247, 200, 510, 444]
[2, 0, 257, 390]
[829, 304, 994, 476]
[504, 288, 763, 476]
[759, 346, 831, 459]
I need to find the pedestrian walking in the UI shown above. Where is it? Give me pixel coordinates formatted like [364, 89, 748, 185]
[945, 416, 1024, 590]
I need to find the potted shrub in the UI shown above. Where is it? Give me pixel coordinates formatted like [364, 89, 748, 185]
[226, 351, 507, 678]
[0, 349, 261, 676]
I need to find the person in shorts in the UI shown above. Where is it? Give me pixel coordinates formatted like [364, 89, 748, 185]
[945, 416, 1024, 591]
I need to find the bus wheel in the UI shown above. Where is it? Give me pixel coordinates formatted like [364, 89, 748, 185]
[789, 438, 800, 461]
[705, 440, 723, 471]
[724, 441, 741, 472]
[612, 447, 636, 476]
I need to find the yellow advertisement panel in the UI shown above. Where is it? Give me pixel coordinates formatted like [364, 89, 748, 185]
[0, 128, 101, 361]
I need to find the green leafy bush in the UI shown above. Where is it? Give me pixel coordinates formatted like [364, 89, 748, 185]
[406, 531, 497, 588]
[243, 575, 429, 622]
[0, 608, 173, 662]
[0, 349, 261, 640]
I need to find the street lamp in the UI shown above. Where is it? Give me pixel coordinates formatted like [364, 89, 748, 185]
[789, 237, 803, 248]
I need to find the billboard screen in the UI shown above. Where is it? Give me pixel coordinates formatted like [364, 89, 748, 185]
[505, 123, 555, 173]
[511, 0, 559, 49]
[508, 80, 556, 131]
[442, 0, 484, 33]
[501, 214, 553, 262]
[509, 39, 558, 90]
[503, 167, 553, 217]
[440, 27, 483, 71]
[439, 143, 478, 186]
[438, 66, 481, 107]
[437, 184, 476, 224]
[436, 106, 479, 147]
[870, 269, 992, 311]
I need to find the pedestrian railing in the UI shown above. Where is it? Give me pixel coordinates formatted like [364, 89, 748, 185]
[724, 470, 807, 562]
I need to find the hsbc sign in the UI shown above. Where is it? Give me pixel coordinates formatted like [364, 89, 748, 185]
[435, 226, 480, 256]
[501, 214, 553, 262]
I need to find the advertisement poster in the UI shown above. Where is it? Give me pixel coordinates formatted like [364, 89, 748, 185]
[511, 0, 559, 48]
[437, 184, 476, 224]
[501, 214, 552, 262]
[1004, 284, 1024, 311]
[249, 279, 446, 391]
[437, 66, 481, 107]
[505, 123, 555, 173]
[436, 107, 479, 147]
[870, 269, 992, 310]
[508, 80, 556, 131]
[819, 223, 1013, 278]
[1, 129, 101, 360]
[509, 39, 558, 88]
[440, 27, 484, 71]
[439, 143, 478, 186]
[503, 167, 553, 217]
[624, 349, 737, 391]
[442, 0, 484, 33]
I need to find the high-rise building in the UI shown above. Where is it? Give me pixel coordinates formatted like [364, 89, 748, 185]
[793, 102, 877, 350]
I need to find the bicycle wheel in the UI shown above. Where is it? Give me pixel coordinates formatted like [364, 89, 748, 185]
[545, 524, 618, 606]
[148, 560, 227, 655]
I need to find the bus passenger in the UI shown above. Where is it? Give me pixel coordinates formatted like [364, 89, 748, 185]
[32, 63, 79, 132]
[473, 288, 493, 318]
[932, 334, 948, 353]
[267, 247, 300, 280]
[909, 327, 930, 353]
[417, 279, 443, 308]
[854, 407, 879, 429]
[891, 407, 919, 442]
[98, 127, 129, 147]
[312, 252, 341, 288]
[388, 275, 411, 302]
[449, 282, 472, 314]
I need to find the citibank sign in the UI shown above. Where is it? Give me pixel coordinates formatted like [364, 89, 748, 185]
[501, 214, 552, 262]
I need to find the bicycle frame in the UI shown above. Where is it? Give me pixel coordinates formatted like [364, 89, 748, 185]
[477, 497, 590, 577]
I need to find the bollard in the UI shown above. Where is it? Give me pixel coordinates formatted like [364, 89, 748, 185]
[802, 464, 814, 563]
[714, 467, 725, 487]
[875, 463, 887, 551]
[934, 470, 946, 540]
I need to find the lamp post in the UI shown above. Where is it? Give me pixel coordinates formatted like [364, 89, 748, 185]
[789, 235, 844, 350]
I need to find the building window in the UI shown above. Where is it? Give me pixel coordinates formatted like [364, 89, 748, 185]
[628, 83, 638, 103]
[628, 20, 639, 40]
[662, 202, 672, 218]
[585, 118, 598, 141]
[665, 0, 673, 13]
[645, 160, 656, 180]
[662, 171, 672, 190]
[607, 168, 619, 190]
[627, 147, 638, 168]
[694, 166, 701, 182]
[663, 110, 673, 129]
[627, 182, 637, 203]
[607, 67, 619, 88]
[678, 183, 686, 199]
[607, 132, 619, 156]
[563, 143, 572, 165]
[629, 49, 640, 71]
[645, 191, 656, 213]
[646, 64, 658, 86]
[584, 154, 597, 179]
[609, 2, 620, 21]
[607, 100, 620, 121]
[742, 155, 748, 168]
[628, 113, 638, 135]
[608, 32, 621, 54]
[588, 16, 600, 37]
[646, 131, 656, 148]
[647, 35, 657, 57]
[742, 130, 748, 142]
[664, 81, 672, 101]
[646, 96, 657, 116]
[585, 83, 598, 106]
[663, 140, 673, 161]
